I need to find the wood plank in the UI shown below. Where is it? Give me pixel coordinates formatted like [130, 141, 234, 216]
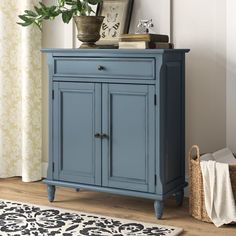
[0, 178, 235, 235]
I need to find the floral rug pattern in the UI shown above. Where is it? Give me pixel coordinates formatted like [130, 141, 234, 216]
[0, 199, 183, 236]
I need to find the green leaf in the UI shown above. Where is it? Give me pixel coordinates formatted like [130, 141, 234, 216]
[39, 2, 47, 9]
[65, 0, 77, 6]
[48, 6, 60, 17]
[65, 0, 73, 4]
[24, 10, 37, 17]
[62, 11, 73, 23]
[58, 0, 66, 6]
[80, 1, 88, 15]
[17, 0, 97, 29]
[18, 14, 30, 21]
[49, 6, 57, 11]
[34, 6, 43, 15]
[87, 0, 103, 5]
[51, 11, 61, 18]
[86, 5, 93, 15]
[17, 21, 33, 27]
[39, 2, 50, 15]
[76, 0, 82, 10]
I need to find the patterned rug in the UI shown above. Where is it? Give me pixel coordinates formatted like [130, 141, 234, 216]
[0, 199, 183, 236]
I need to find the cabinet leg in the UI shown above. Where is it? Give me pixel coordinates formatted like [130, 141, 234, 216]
[154, 200, 164, 219]
[175, 189, 184, 206]
[47, 185, 56, 202]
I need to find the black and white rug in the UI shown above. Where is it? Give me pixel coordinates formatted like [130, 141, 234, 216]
[0, 199, 183, 236]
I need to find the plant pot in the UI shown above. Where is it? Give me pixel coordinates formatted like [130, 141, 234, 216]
[74, 16, 104, 48]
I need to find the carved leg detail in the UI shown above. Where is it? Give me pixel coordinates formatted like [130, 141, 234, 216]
[175, 189, 184, 206]
[154, 200, 164, 219]
[47, 185, 56, 202]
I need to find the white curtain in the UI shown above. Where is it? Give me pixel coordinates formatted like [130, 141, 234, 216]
[0, 0, 42, 182]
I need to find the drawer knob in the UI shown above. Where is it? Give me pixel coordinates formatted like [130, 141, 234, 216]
[97, 65, 105, 71]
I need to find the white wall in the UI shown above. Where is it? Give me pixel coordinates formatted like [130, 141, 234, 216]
[226, 0, 236, 153]
[42, 0, 228, 164]
[173, 0, 226, 153]
[129, 0, 171, 36]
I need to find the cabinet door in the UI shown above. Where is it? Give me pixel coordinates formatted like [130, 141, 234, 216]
[102, 84, 155, 192]
[53, 82, 101, 185]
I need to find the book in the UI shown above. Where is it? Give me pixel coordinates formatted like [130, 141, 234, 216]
[119, 33, 169, 43]
[119, 41, 174, 49]
[94, 44, 119, 49]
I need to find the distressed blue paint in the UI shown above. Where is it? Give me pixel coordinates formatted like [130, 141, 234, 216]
[43, 48, 189, 219]
[47, 185, 55, 202]
[154, 200, 164, 219]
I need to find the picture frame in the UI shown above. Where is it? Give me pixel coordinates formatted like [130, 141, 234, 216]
[96, 0, 134, 45]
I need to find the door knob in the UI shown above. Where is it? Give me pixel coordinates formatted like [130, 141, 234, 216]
[94, 133, 102, 138]
[94, 133, 109, 139]
[101, 133, 109, 139]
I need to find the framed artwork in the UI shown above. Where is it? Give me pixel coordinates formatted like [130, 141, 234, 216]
[96, 0, 134, 45]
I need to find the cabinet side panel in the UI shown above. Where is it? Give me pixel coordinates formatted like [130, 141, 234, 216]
[162, 55, 185, 192]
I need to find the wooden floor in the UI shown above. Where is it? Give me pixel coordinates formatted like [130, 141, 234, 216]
[0, 178, 235, 236]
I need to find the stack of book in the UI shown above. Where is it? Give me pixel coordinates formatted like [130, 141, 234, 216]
[118, 33, 173, 49]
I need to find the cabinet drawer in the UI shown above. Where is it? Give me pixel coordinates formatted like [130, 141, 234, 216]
[54, 58, 155, 80]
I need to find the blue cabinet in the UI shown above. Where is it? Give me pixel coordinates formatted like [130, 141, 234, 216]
[43, 49, 189, 219]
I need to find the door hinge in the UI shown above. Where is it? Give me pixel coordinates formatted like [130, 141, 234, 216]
[52, 162, 55, 172]
[154, 174, 157, 185]
[52, 90, 54, 100]
[154, 94, 157, 106]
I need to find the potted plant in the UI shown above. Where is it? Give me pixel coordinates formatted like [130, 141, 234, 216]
[18, 0, 104, 48]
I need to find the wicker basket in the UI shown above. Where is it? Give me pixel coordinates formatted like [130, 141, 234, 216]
[189, 145, 236, 223]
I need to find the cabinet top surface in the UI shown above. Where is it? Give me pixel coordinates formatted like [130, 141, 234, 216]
[42, 48, 190, 55]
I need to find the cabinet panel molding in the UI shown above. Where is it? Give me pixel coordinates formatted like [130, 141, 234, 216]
[53, 82, 102, 185]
